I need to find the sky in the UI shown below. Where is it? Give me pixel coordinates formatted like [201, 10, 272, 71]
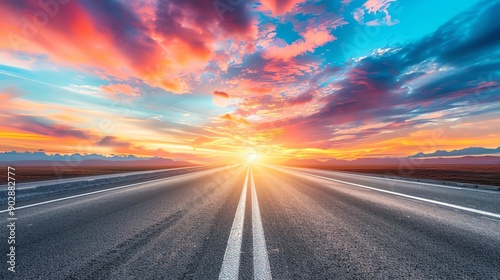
[0, 0, 499, 164]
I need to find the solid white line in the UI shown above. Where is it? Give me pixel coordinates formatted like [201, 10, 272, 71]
[272, 166, 500, 220]
[0, 166, 232, 214]
[219, 167, 249, 280]
[250, 168, 272, 280]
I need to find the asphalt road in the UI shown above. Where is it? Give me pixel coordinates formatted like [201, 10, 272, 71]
[1, 164, 499, 279]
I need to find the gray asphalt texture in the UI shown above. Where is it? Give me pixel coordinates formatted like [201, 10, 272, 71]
[1, 164, 499, 279]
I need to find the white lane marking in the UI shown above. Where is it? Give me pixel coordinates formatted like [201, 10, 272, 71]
[219, 167, 249, 280]
[0, 166, 234, 214]
[286, 166, 500, 194]
[271, 166, 500, 220]
[250, 168, 272, 280]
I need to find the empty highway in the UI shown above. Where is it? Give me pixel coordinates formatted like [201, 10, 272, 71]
[1, 164, 499, 279]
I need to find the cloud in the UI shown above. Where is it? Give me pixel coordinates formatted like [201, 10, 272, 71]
[220, 113, 250, 125]
[5, 115, 92, 140]
[96, 136, 131, 147]
[264, 27, 335, 61]
[191, 136, 218, 147]
[250, 0, 500, 149]
[213, 91, 231, 107]
[154, 0, 256, 53]
[259, 0, 307, 16]
[101, 83, 140, 97]
[214, 91, 230, 98]
[0, 0, 257, 94]
[0, 52, 36, 70]
[0, 1, 164, 82]
[286, 92, 314, 106]
[363, 0, 396, 13]
[355, 0, 400, 26]
[1, 0, 499, 162]
[353, 8, 365, 23]
[263, 18, 345, 61]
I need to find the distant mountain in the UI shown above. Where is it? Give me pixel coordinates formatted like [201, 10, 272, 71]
[284, 158, 324, 166]
[323, 158, 349, 165]
[283, 156, 500, 167]
[410, 146, 500, 158]
[1, 159, 193, 167]
[0, 151, 156, 161]
[0, 151, 193, 167]
[412, 156, 500, 165]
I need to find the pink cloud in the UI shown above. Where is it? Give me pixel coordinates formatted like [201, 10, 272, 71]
[263, 18, 345, 61]
[363, 0, 396, 13]
[366, 19, 382, 26]
[361, 0, 399, 26]
[101, 84, 140, 97]
[213, 91, 231, 107]
[259, 0, 307, 16]
[264, 28, 335, 61]
[214, 91, 230, 99]
[353, 8, 365, 23]
[0, 0, 257, 94]
[220, 113, 250, 125]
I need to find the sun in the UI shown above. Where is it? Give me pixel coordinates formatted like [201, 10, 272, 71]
[247, 152, 258, 162]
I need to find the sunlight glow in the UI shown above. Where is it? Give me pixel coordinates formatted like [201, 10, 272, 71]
[247, 152, 258, 162]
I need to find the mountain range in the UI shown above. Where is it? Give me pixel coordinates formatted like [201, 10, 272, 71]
[0, 152, 192, 167]
[283, 156, 500, 167]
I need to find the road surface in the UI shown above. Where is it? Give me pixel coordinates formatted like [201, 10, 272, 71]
[1, 164, 499, 279]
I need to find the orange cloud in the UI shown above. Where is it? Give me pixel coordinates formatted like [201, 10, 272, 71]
[101, 84, 140, 97]
[213, 91, 231, 107]
[259, 0, 307, 16]
[220, 113, 250, 125]
[191, 136, 218, 147]
[0, 0, 257, 94]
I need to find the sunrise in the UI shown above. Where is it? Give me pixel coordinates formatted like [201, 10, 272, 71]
[0, 0, 499, 279]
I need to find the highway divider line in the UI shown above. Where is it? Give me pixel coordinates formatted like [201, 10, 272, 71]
[250, 167, 272, 280]
[219, 167, 249, 280]
[0, 165, 235, 214]
[270, 166, 500, 220]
